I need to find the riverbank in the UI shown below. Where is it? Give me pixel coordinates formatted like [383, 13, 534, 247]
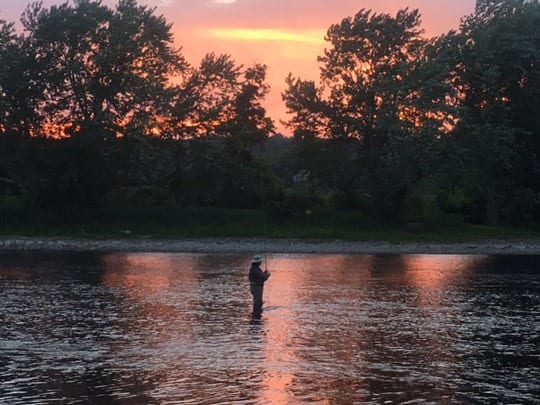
[1, 236, 540, 254]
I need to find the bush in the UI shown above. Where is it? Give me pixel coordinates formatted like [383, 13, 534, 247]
[101, 186, 175, 209]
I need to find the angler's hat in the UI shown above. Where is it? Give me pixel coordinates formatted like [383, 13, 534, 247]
[251, 255, 263, 264]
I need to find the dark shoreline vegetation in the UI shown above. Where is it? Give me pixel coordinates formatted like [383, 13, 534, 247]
[2, 206, 540, 244]
[1, 1, 540, 234]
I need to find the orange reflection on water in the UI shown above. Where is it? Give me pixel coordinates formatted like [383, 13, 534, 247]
[257, 254, 372, 403]
[99, 253, 202, 349]
[403, 254, 485, 290]
[100, 253, 199, 298]
[401, 254, 486, 309]
[257, 256, 303, 403]
[0, 266, 31, 280]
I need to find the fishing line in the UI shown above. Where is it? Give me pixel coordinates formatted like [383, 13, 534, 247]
[259, 170, 268, 272]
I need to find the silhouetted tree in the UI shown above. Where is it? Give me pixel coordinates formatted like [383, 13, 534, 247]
[0, 17, 43, 137]
[449, 0, 540, 223]
[283, 8, 455, 218]
[172, 57, 274, 207]
[20, 0, 187, 139]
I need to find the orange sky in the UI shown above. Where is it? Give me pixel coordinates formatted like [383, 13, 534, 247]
[0, 0, 476, 134]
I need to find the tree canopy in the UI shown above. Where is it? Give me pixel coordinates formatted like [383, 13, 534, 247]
[1, 0, 539, 227]
[283, 8, 457, 217]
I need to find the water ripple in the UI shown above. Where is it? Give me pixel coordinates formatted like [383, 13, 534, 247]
[0, 252, 539, 403]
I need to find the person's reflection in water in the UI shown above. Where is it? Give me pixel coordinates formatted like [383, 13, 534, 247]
[248, 255, 270, 318]
[249, 315, 264, 325]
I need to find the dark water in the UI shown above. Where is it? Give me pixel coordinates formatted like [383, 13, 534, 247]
[0, 252, 539, 404]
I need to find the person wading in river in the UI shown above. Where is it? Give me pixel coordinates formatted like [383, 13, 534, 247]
[248, 255, 270, 317]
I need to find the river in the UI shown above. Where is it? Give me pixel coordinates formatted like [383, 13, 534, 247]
[0, 252, 539, 404]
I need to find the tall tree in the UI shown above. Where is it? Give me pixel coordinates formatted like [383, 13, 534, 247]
[283, 8, 455, 217]
[21, 0, 187, 139]
[451, 0, 540, 223]
[173, 59, 275, 208]
[0, 17, 43, 137]
[172, 53, 241, 138]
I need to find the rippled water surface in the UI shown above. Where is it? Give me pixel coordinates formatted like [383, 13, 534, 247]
[0, 252, 539, 404]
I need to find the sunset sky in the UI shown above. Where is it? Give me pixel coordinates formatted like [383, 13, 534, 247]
[0, 0, 476, 133]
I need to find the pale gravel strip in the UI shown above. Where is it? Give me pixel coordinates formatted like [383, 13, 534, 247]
[0, 237, 539, 254]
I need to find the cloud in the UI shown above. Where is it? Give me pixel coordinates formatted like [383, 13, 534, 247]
[207, 28, 324, 44]
[212, 0, 237, 4]
[136, 0, 175, 6]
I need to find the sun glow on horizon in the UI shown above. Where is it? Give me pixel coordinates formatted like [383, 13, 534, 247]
[0, 0, 476, 136]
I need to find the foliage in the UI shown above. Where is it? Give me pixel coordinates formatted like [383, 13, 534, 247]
[283, 8, 456, 219]
[171, 56, 274, 208]
[0, 18, 43, 136]
[446, 0, 540, 223]
[17, 0, 187, 138]
[1, 0, 540, 230]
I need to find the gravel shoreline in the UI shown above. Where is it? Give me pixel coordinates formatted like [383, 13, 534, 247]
[1, 236, 540, 255]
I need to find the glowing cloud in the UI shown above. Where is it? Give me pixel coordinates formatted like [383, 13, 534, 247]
[207, 28, 324, 44]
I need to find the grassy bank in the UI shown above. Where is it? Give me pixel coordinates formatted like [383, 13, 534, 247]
[1, 206, 540, 243]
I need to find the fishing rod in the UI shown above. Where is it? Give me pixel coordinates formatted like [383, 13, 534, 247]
[259, 169, 268, 272]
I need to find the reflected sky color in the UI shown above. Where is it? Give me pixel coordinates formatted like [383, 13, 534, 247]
[101, 253, 198, 298]
[246, 253, 493, 402]
[1, 252, 538, 403]
[0, 0, 476, 133]
[403, 254, 485, 288]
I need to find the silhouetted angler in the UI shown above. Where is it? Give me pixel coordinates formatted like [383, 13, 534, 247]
[248, 255, 270, 317]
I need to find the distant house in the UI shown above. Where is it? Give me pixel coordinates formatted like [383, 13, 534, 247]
[293, 170, 310, 183]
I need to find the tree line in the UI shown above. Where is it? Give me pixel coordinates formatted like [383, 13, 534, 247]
[0, 0, 539, 226]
